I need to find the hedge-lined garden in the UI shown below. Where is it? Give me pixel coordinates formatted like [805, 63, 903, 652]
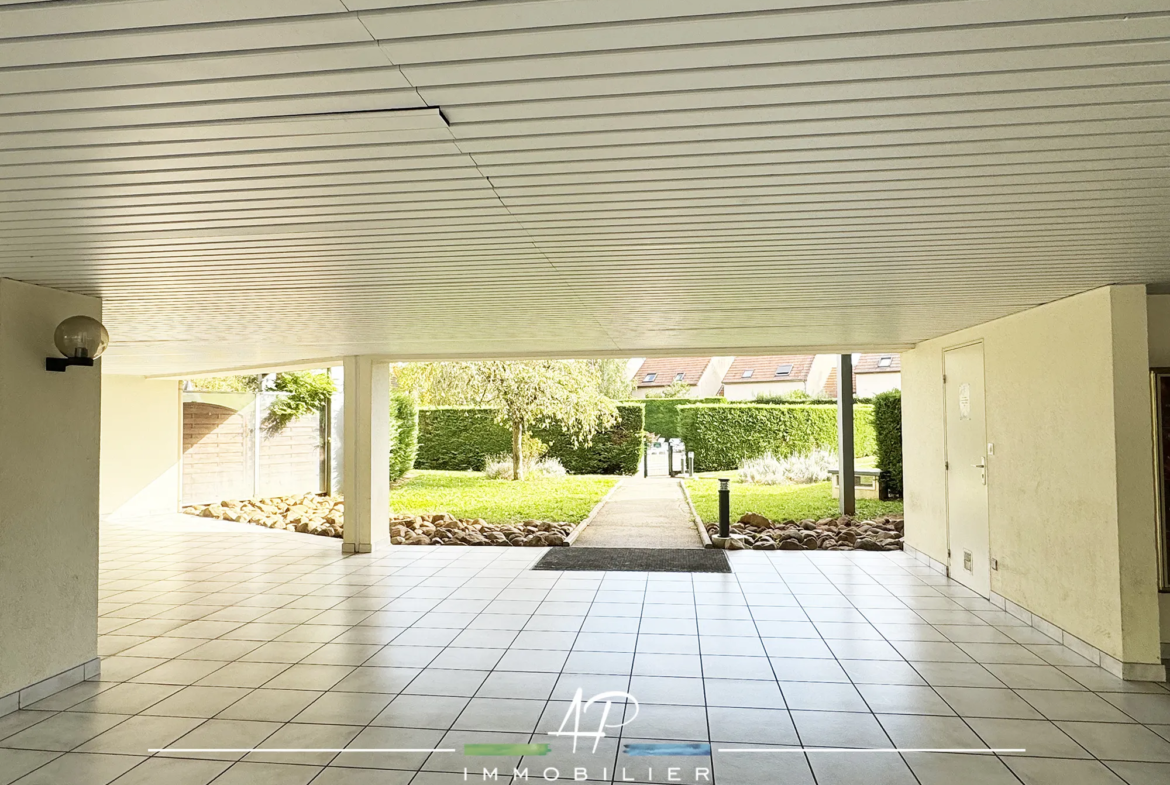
[416, 403, 645, 475]
[680, 403, 876, 472]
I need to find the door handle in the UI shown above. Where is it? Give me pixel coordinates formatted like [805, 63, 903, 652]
[973, 458, 986, 485]
[973, 460, 985, 468]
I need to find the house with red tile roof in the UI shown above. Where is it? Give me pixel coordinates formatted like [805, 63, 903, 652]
[720, 355, 821, 401]
[630, 356, 733, 398]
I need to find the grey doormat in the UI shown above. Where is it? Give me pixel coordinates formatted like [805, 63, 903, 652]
[533, 547, 730, 573]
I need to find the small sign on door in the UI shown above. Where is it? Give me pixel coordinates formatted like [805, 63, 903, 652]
[958, 383, 972, 420]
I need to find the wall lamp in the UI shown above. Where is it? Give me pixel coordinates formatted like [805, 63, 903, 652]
[46, 315, 109, 372]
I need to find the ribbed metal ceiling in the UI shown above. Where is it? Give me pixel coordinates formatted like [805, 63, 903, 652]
[1, 0, 1168, 375]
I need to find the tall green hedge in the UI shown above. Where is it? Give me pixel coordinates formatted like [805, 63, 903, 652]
[640, 397, 724, 440]
[416, 407, 512, 471]
[415, 404, 645, 475]
[872, 389, 903, 498]
[389, 392, 419, 482]
[679, 403, 876, 472]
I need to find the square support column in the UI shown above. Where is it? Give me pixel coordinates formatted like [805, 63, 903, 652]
[838, 353, 855, 517]
[341, 355, 391, 553]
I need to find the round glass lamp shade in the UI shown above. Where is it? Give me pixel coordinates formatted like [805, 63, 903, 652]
[53, 315, 109, 360]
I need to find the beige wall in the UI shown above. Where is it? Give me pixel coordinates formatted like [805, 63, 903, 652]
[902, 286, 1161, 666]
[100, 375, 181, 517]
[855, 371, 901, 398]
[722, 378, 805, 401]
[1148, 294, 1170, 651]
[0, 279, 101, 697]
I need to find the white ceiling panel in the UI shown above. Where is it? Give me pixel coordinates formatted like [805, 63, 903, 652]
[0, 0, 1166, 375]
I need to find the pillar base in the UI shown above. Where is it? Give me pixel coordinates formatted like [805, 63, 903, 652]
[341, 541, 386, 554]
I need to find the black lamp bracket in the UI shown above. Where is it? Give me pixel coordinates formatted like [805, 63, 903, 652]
[46, 356, 95, 372]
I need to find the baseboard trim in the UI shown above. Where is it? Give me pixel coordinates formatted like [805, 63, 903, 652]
[987, 591, 1166, 682]
[0, 657, 101, 718]
[903, 543, 948, 577]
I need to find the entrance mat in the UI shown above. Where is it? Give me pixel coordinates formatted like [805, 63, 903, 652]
[533, 547, 730, 573]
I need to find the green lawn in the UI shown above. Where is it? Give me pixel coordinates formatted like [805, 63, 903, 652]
[388, 470, 619, 524]
[685, 477, 903, 523]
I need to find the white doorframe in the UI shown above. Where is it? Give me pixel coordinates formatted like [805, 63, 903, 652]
[943, 341, 991, 597]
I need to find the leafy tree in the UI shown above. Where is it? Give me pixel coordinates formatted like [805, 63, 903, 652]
[645, 379, 693, 399]
[393, 362, 489, 406]
[262, 371, 336, 434]
[477, 361, 618, 480]
[184, 374, 262, 393]
[588, 358, 636, 400]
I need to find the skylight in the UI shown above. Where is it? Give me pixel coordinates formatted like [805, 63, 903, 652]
[878, 356, 893, 368]
[775, 364, 793, 377]
[643, 372, 657, 382]
[674, 372, 685, 381]
[742, 369, 754, 378]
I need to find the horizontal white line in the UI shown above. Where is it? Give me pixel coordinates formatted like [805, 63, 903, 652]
[716, 748, 1027, 754]
[148, 748, 457, 753]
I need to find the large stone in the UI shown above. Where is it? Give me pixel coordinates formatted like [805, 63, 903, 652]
[738, 512, 771, 527]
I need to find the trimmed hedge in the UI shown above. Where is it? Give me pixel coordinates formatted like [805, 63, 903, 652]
[415, 404, 645, 475]
[389, 392, 419, 483]
[641, 397, 724, 440]
[872, 389, 903, 498]
[679, 403, 876, 472]
[416, 407, 512, 472]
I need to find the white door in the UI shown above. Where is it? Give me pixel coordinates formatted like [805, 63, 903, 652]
[944, 342, 990, 597]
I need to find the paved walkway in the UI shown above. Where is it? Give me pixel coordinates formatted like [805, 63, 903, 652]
[573, 474, 703, 549]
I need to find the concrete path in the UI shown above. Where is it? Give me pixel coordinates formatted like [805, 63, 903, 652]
[573, 474, 703, 548]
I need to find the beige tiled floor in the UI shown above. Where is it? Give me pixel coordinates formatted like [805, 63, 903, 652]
[1, 513, 1168, 785]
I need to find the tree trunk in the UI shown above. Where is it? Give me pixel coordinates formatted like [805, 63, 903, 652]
[512, 421, 524, 481]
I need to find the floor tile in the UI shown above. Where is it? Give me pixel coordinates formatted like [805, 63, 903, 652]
[790, 710, 891, 748]
[0, 711, 129, 752]
[106, 757, 230, 785]
[1102, 760, 1170, 785]
[141, 686, 252, 719]
[451, 697, 545, 733]
[207, 761, 322, 785]
[244, 722, 361, 765]
[965, 717, 1091, 758]
[159, 719, 283, 761]
[292, 691, 392, 725]
[780, 682, 868, 712]
[903, 752, 1020, 785]
[1003, 755, 1128, 785]
[7, 751, 142, 785]
[857, 684, 956, 716]
[1055, 721, 1170, 762]
[75, 714, 202, 755]
[0, 748, 60, 785]
[1017, 689, 1137, 723]
[806, 750, 917, 784]
[876, 713, 986, 749]
[935, 687, 1044, 719]
[370, 695, 469, 729]
[707, 706, 799, 745]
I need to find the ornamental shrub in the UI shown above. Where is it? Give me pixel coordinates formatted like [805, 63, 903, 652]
[389, 391, 419, 482]
[534, 403, 644, 475]
[872, 389, 903, 498]
[679, 403, 876, 472]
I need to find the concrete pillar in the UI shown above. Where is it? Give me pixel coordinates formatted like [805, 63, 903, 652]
[341, 355, 390, 553]
[0, 279, 102, 709]
[837, 353, 855, 517]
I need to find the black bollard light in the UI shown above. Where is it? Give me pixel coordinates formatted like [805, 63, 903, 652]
[718, 478, 731, 539]
[667, 442, 674, 477]
[643, 446, 649, 478]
